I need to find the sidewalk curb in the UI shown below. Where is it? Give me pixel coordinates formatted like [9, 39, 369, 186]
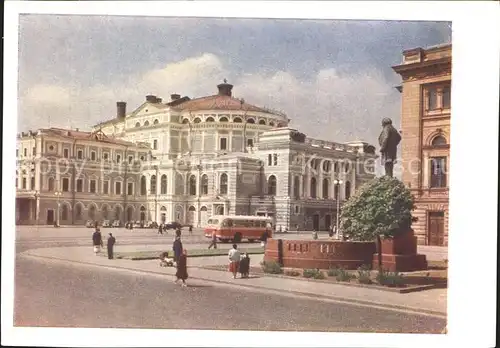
[21, 251, 446, 318]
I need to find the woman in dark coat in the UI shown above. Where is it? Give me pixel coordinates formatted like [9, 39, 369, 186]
[174, 249, 188, 287]
[239, 253, 250, 278]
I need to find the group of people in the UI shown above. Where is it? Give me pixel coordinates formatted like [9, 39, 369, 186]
[157, 224, 193, 236]
[92, 228, 116, 259]
[228, 244, 251, 279]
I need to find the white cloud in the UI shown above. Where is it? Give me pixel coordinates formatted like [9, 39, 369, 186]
[19, 53, 400, 145]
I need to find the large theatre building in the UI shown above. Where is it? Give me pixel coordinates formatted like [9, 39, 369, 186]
[393, 43, 451, 246]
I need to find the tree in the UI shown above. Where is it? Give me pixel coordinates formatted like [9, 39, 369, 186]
[340, 176, 415, 241]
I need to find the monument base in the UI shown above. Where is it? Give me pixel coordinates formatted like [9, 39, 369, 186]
[372, 253, 428, 272]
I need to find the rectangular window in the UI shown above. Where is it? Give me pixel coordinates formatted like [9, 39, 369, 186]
[103, 153, 109, 160]
[77, 150, 83, 159]
[442, 85, 451, 109]
[103, 181, 109, 195]
[33, 147, 36, 156]
[247, 139, 254, 147]
[91, 151, 96, 161]
[63, 148, 69, 158]
[127, 183, 134, 196]
[430, 157, 447, 188]
[220, 137, 227, 151]
[116, 154, 121, 163]
[31, 177, 35, 189]
[268, 154, 272, 166]
[22, 178, 27, 189]
[89, 180, 97, 193]
[273, 154, 278, 166]
[16, 149, 19, 157]
[115, 182, 122, 195]
[62, 178, 70, 192]
[128, 156, 133, 164]
[76, 179, 83, 192]
[16, 178, 18, 188]
[24, 148, 27, 157]
[428, 87, 438, 110]
[153, 139, 158, 150]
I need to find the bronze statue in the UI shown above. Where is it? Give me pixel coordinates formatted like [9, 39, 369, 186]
[378, 118, 401, 177]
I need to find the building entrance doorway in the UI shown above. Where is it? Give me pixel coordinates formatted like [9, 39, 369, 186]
[428, 211, 445, 246]
[46, 210, 55, 225]
[312, 214, 320, 231]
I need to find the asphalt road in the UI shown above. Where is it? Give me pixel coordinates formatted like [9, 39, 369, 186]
[14, 256, 445, 333]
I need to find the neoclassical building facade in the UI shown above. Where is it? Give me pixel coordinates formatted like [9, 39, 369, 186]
[393, 43, 451, 246]
[16, 81, 377, 230]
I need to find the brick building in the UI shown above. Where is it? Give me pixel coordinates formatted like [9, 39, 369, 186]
[392, 43, 451, 246]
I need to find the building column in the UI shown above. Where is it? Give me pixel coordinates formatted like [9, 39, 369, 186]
[319, 169, 324, 198]
[422, 152, 430, 189]
[304, 165, 310, 198]
[299, 174, 304, 198]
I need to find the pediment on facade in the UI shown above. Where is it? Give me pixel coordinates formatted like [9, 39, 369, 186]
[128, 102, 167, 118]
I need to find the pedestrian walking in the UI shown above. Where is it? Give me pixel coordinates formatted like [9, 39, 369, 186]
[174, 249, 188, 287]
[239, 252, 250, 278]
[158, 223, 163, 235]
[328, 225, 334, 238]
[189, 225, 193, 235]
[260, 229, 269, 248]
[107, 233, 116, 259]
[208, 229, 218, 249]
[228, 244, 241, 279]
[175, 227, 182, 238]
[172, 236, 183, 264]
[92, 228, 103, 255]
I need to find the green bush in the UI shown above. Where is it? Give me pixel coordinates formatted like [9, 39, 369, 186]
[284, 269, 301, 277]
[303, 269, 325, 279]
[376, 269, 405, 287]
[260, 260, 283, 274]
[340, 176, 415, 241]
[335, 268, 355, 282]
[327, 267, 341, 277]
[357, 265, 373, 284]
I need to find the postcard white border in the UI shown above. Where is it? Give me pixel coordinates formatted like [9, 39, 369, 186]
[3, 1, 499, 348]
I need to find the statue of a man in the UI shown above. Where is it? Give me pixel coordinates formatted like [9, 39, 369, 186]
[378, 118, 401, 177]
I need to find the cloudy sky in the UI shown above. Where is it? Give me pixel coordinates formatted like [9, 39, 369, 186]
[18, 15, 450, 146]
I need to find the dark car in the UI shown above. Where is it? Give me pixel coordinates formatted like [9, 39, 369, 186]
[164, 222, 182, 230]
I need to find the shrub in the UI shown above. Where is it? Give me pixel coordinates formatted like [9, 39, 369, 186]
[303, 268, 325, 279]
[260, 260, 283, 274]
[327, 267, 341, 277]
[357, 265, 373, 284]
[376, 269, 405, 287]
[285, 269, 301, 277]
[340, 176, 415, 241]
[335, 268, 355, 282]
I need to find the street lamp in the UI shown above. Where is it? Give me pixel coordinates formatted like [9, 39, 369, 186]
[34, 190, 40, 227]
[333, 179, 343, 239]
[54, 191, 62, 227]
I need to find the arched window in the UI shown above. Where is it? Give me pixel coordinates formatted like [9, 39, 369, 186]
[334, 162, 339, 173]
[189, 175, 197, 196]
[135, 122, 140, 128]
[140, 176, 147, 195]
[344, 161, 350, 173]
[219, 117, 229, 122]
[310, 177, 317, 198]
[201, 174, 209, 195]
[345, 181, 351, 200]
[334, 183, 340, 200]
[322, 178, 329, 199]
[258, 119, 266, 125]
[432, 135, 447, 146]
[61, 204, 69, 221]
[88, 205, 97, 220]
[48, 177, 55, 191]
[322, 161, 331, 173]
[269, 122, 275, 127]
[193, 117, 202, 124]
[101, 205, 109, 219]
[153, 119, 159, 125]
[144, 120, 150, 126]
[150, 175, 157, 194]
[247, 118, 255, 124]
[206, 117, 215, 122]
[233, 117, 243, 123]
[268, 175, 277, 196]
[293, 176, 300, 199]
[114, 206, 121, 221]
[140, 206, 146, 221]
[219, 173, 228, 195]
[127, 206, 134, 221]
[75, 204, 83, 220]
[160, 174, 167, 194]
[182, 118, 189, 124]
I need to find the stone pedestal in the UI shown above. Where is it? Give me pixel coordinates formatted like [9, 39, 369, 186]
[372, 230, 427, 272]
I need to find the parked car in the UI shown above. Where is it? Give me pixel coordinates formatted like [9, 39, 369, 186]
[85, 220, 96, 228]
[164, 222, 182, 230]
[101, 220, 111, 228]
[142, 221, 153, 228]
[150, 221, 159, 229]
[111, 220, 121, 228]
[132, 221, 142, 228]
